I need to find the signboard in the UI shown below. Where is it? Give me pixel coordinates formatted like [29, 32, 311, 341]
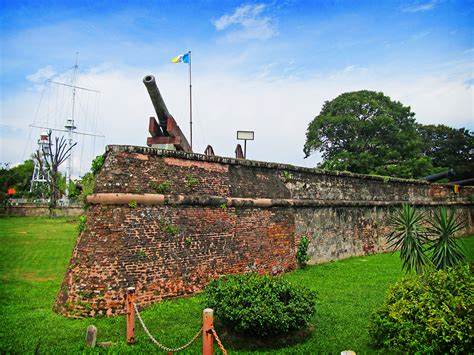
[237, 131, 255, 140]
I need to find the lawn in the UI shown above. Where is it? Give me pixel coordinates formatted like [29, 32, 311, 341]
[0, 216, 473, 353]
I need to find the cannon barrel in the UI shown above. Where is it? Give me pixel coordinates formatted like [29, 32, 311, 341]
[450, 178, 474, 186]
[421, 169, 453, 182]
[143, 75, 169, 135]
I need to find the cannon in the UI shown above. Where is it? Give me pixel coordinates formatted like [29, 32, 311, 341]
[143, 75, 192, 152]
[421, 170, 453, 183]
[450, 178, 474, 186]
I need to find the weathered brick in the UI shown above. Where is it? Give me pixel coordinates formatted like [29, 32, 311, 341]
[54, 145, 474, 318]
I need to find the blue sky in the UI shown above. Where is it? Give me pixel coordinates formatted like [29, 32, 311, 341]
[1, 0, 473, 174]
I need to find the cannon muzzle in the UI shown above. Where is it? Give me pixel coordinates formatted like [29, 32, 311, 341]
[421, 169, 454, 182]
[143, 75, 169, 136]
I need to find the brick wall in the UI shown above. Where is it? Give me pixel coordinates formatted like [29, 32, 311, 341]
[54, 145, 474, 318]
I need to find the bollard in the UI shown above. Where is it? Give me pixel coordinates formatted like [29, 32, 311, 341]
[202, 308, 214, 355]
[126, 287, 136, 344]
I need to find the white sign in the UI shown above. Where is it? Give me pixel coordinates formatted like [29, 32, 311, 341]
[237, 131, 255, 140]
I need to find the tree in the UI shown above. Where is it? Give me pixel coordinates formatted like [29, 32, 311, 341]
[418, 124, 473, 181]
[35, 131, 76, 213]
[0, 160, 35, 204]
[387, 204, 466, 274]
[387, 204, 429, 274]
[304, 90, 433, 178]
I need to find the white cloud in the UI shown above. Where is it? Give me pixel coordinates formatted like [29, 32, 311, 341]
[212, 3, 276, 41]
[26, 65, 57, 83]
[401, 1, 438, 13]
[1, 62, 473, 175]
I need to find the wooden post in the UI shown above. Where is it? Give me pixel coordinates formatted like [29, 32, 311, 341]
[126, 287, 135, 344]
[202, 308, 214, 355]
[85, 325, 97, 348]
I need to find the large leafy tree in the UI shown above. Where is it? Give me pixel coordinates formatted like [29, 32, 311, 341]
[0, 160, 34, 198]
[418, 124, 473, 181]
[304, 90, 433, 178]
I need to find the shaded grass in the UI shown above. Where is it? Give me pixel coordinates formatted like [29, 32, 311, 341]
[0, 216, 473, 353]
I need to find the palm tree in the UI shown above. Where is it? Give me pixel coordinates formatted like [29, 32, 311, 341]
[426, 207, 465, 270]
[387, 204, 429, 274]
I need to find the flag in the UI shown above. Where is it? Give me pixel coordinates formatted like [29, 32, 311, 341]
[171, 52, 190, 64]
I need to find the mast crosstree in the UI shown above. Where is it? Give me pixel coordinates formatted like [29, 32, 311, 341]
[29, 54, 104, 200]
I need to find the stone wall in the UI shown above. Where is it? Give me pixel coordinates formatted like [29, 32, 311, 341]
[55, 145, 474, 318]
[0, 204, 83, 217]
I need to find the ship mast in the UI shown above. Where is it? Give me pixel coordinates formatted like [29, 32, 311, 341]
[29, 53, 104, 203]
[64, 52, 79, 198]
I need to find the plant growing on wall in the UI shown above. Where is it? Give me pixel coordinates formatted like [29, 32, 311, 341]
[184, 237, 192, 247]
[161, 222, 178, 236]
[128, 201, 137, 208]
[185, 174, 199, 189]
[296, 236, 310, 267]
[150, 180, 171, 194]
[90, 154, 105, 176]
[281, 170, 293, 183]
[77, 215, 87, 234]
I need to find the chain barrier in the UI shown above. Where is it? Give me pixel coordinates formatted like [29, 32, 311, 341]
[133, 302, 202, 353]
[210, 327, 227, 355]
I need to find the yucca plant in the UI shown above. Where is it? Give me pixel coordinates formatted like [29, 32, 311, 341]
[387, 204, 429, 274]
[426, 207, 465, 270]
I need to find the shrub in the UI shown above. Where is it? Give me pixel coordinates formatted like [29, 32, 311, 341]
[369, 264, 474, 353]
[77, 215, 86, 234]
[150, 180, 171, 194]
[386, 204, 467, 274]
[426, 206, 465, 270]
[202, 273, 317, 337]
[387, 203, 428, 274]
[78, 172, 95, 206]
[185, 174, 199, 189]
[296, 236, 310, 267]
[91, 154, 105, 176]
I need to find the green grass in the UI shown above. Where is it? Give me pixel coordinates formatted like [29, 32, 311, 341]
[0, 216, 473, 353]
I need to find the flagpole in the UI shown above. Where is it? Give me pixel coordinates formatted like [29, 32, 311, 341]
[188, 51, 193, 150]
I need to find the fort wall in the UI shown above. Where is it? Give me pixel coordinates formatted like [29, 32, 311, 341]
[54, 145, 473, 317]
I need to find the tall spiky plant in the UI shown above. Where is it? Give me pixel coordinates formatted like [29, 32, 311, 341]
[387, 204, 429, 274]
[426, 207, 465, 270]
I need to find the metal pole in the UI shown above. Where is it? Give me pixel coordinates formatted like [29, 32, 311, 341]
[188, 51, 193, 150]
[244, 140, 247, 159]
[66, 52, 79, 199]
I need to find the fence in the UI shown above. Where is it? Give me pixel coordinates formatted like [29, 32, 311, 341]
[126, 287, 227, 354]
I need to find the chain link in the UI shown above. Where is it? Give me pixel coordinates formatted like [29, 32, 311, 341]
[133, 302, 202, 353]
[210, 328, 228, 355]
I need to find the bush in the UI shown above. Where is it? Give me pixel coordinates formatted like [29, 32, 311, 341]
[202, 273, 317, 337]
[77, 215, 86, 234]
[91, 154, 105, 176]
[369, 264, 474, 353]
[78, 172, 95, 206]
[296, 236, 310, 267]
[427, 206, 466, 270]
